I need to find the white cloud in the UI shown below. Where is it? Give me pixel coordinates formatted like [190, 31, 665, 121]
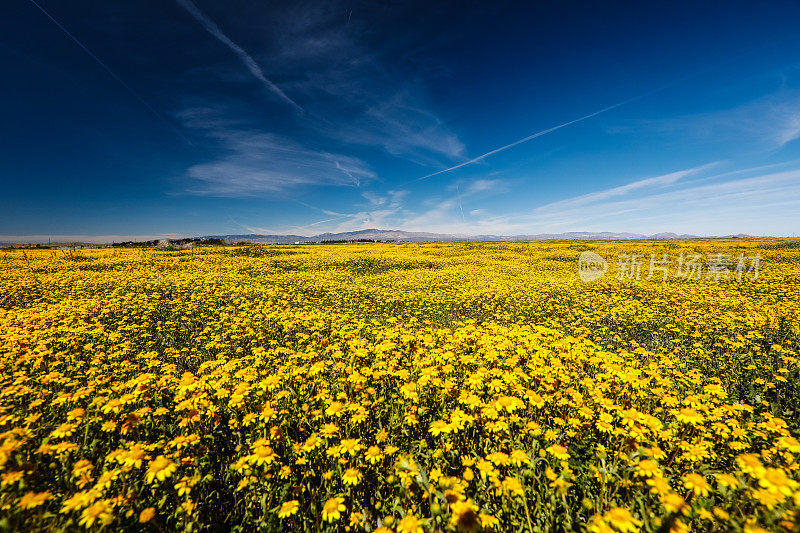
[326, 178, 509, 235]
[462, 179, 509, 195]
[265, 188, 413, 235]
[178, 109, 374, 196]
[474, 166, 800, 236]
[300, 164, 800, 236]
[172, 2, 465, 199]
[623, 89, 800, 152]
[538, 163, 718, 211]
[775, 111, 800, 148]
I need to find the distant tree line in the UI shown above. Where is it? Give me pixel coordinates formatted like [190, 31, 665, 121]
[111, 237, 225, 248]
[320, 239, 377, 244]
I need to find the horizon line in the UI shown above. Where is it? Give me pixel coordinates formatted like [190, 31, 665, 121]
[0, 230, 788, 245]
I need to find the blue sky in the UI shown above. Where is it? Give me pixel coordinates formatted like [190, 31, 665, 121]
[2, 0, 800, 240]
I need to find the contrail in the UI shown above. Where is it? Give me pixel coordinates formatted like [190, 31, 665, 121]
[413, 91, 653, 182]
[27, 0, 194, 147]
[411, 40, 789, 183]
[174, 0, 303, 113]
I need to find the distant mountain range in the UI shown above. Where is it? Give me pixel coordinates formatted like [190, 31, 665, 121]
[205, 229, 758, 244]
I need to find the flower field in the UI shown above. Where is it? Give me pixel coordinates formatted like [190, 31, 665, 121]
[1, 240, 799, 532]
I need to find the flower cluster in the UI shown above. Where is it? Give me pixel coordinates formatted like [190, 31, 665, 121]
[0, 241, 798, 531]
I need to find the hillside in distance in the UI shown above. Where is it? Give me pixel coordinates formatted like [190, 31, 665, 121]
[208, 229, 757, 244]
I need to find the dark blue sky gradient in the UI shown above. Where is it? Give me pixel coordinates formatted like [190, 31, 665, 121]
[2, 1, 800, 239]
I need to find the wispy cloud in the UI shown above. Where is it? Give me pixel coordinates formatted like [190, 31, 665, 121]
[228, 159, 800, 237]
[281, 190, 412, 235]
[316, 178, 508, 235]
[616, 89, 800, 152]
[272, 7, 464, 164]
[238, 215, 346, 237]
[313, 82, 465, 165]
[775, 108, 800, 147]
[178, 108, 374, 196]
[172, 2, 465, 199]
[540, 162, 718, 211]
[333, 191, 409, 232]
[459, 179, 511, 195]
[174, 0, 302, 112]
[354, 88, 465, 161]
[307, 163, 800, 236]
[470, 165, 800, 236]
